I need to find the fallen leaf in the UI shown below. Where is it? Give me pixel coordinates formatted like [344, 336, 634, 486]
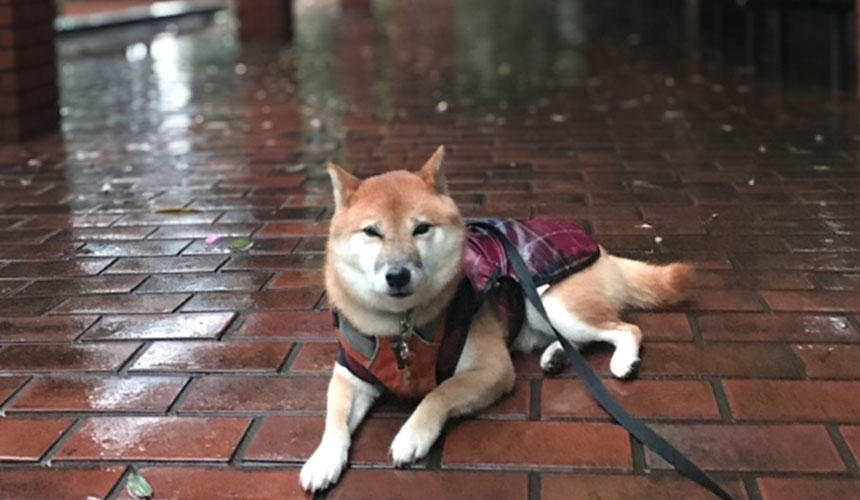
[126, 470, 153, 500]
[229, 238, 254, 252]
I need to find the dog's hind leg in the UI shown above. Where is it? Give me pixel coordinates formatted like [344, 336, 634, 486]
[539, 340, 569, 374]
[535, 293, 643, 378]
[526, 285, 642, 379]
[390, 299, 515, 466]
[593, 320, 643, 378]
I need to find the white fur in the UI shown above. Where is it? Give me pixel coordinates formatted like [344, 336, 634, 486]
[385, 300, 483, 466]
[333, 232, 385, 298]
[300, 364, 380, 492]
[331, 224, 462, 316]
[539, 340, 564, 371]
[417, 225, 463, 298]
[389, 414, 441, 466]
[300, 432, 348, 492]
[517, 291, 641, 378]
[338, 363, 382, 430]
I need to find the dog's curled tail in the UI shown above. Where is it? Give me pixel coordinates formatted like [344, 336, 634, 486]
[611, 256, 695, 309]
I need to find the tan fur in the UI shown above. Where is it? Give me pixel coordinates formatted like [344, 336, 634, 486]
[613, 256, 694, 308]
[300, 146, 694, 492]
[545, 251, 694, 326]
[386, 297, 515, 465]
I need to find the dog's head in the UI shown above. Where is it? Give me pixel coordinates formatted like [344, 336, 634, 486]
[325, 146, 465, 314]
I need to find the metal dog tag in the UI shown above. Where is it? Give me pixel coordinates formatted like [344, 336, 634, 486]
[394, 319, 416, 369]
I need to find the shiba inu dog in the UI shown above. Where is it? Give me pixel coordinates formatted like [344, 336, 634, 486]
[299, 146, 694, 492]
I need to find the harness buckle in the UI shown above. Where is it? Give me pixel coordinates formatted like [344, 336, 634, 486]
[393, 319, 416, 369]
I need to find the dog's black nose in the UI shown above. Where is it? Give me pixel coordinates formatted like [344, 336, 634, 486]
[385, 267, 411, 289]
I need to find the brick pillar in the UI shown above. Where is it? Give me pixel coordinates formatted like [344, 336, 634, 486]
[0, 0, 59, 142]
[235, 0, 293, 42]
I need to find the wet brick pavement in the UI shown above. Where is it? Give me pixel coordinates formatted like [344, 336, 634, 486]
[1, 1, 860, 499]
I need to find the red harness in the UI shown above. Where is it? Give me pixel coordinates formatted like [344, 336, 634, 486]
[334, 218, 600, 399]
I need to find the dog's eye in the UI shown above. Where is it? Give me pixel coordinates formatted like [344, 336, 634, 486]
[413, 223, 432, 236]
[362, 226, 382, 238]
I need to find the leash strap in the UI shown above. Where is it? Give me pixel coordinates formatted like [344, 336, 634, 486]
[472, 222, 734, 500]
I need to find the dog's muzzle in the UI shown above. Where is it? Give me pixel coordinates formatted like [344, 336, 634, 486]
[385, 266, 412, 297]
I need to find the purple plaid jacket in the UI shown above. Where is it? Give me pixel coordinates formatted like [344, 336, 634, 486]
[465, 218, 600, 292]
[336, 218, 600, 397]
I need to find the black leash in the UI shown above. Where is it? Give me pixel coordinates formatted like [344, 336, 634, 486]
[472, 222, 734, 500]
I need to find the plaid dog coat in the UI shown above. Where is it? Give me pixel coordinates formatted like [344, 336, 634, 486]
[333, 219, 600, 398]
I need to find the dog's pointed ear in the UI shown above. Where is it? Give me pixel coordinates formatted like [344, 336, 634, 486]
[327, 162, 360, 212]
[418, 145, 448, 194]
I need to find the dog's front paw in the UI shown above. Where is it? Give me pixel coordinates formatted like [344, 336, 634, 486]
[300, 439, 348, 492]
[390, 420, 440, 467]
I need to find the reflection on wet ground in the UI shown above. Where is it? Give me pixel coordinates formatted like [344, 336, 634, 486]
[1, 0, 860, 498]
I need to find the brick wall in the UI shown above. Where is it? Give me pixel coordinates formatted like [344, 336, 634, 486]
[0, 0, 59, 142]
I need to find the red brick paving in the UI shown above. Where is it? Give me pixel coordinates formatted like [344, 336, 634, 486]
[723, 380, 860, 422]
[839, 426, 860, 464]
[128, 341, 293, 372]
[177, 375, 328, 412]
[60, 0, 155, 17]
[697, 312, 858, 342]
[288, 341, 339, 372]
[442, 421, 632, 468]
[0, 375, 27, 403]
[80, 312, 235, 340]
[0, 343, 140, 372]
[793, 344, 860, 378]
[7, 376, 187, 412]
[541, 379, 721, 420]
[54, 416, 251, 461]
[756, 478, 860, 500]
[0, 468, 124, 500]
[1, 0, 860, 499]
[112, 467, 306, 500]
[0, 418, 73, 461]
[541, 474, 749, 500]
[0, 315, 97, 341]
[645, 424, 845, 472]
[245, 416, 406, 464]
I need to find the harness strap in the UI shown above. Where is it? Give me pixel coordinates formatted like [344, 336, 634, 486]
[472, 222, 734, 500]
